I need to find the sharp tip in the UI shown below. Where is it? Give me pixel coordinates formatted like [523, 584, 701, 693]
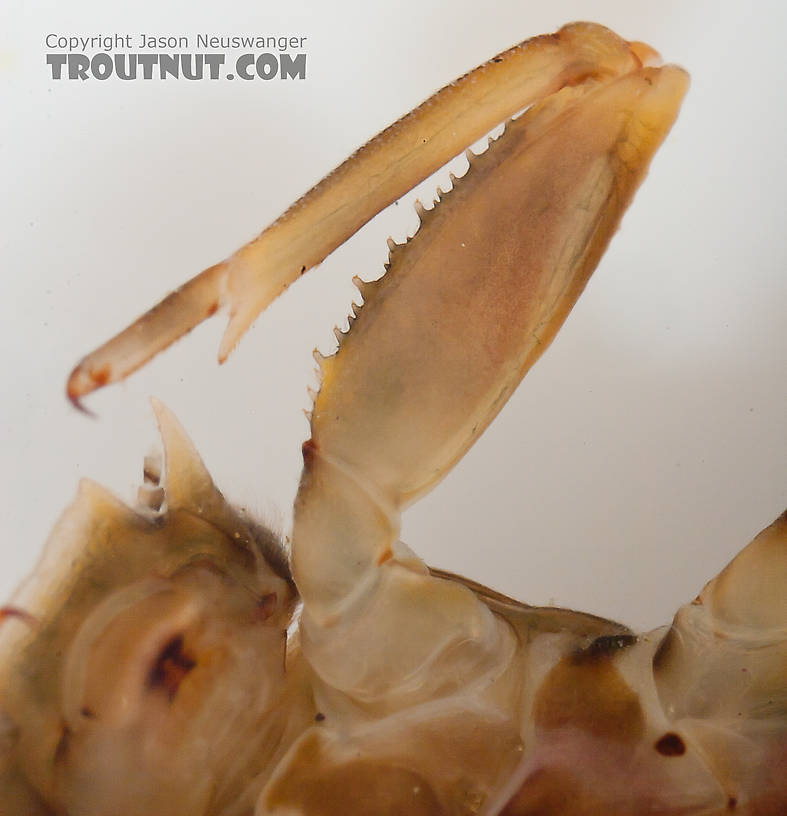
[71, 397, 97, 418]
[220, 297, 264, 364]
[217, 332, 234, 364]
[218, 315, 242, 364]
[66, 368, 98, 417]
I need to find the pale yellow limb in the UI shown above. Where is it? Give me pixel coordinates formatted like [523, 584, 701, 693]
[295, 65, 689, 616]
[67, 23, 643, 404]
[293, 63, 688, 699]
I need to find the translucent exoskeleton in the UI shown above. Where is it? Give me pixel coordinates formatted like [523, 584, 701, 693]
[1, 21, 785, 816]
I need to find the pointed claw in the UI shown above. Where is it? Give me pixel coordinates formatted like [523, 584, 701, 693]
[65, 384, 97, 417]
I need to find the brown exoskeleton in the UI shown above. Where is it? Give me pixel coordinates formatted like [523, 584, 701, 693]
[1, 22, 785, 815]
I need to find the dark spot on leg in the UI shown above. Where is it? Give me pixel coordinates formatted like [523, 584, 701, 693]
[314, 712, 325, 722]
[256, 592, 278, 621]
[80, 707, 96, 720]
[91, 365, 111, 387]
[147, 635, 196, 701]
[655, 732, 685, 756]
[207, 300, 219, 317]
[727, 796, 737, 809]
[301, 438, 318, 464]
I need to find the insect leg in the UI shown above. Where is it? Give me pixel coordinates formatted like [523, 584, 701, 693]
[294, 63, 688, 698]
[67, 23, 644, 404]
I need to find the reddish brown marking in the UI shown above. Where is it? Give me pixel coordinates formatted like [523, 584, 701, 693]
[727, 796, 737, 810]
[256, 593, 278, 621]
[147, 635, 196, 701]
[376, 547, 393, 565]
[0, 606, 39, 630]
[206, 300, 219, 317]
[301, 438, 318, 465]
[533, 651, 644, 744]
[90, 365, 111, 387]
[654, 732, 685, 757]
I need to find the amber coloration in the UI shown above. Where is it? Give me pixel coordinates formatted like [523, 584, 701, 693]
[2, 21, 784, 816]
[532, 647, 646, 744]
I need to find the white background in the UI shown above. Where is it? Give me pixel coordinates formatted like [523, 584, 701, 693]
[2, 0, 785, 632]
